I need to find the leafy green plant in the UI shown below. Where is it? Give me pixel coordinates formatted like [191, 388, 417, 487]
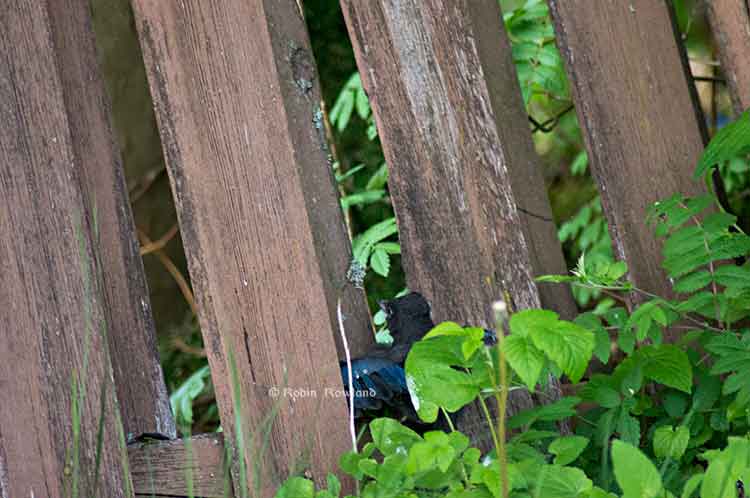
[273, 108, 750, 498]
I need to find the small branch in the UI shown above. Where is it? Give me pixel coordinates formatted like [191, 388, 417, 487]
[137, 227, 198, 316]
[128, 165, 166, 203]
[171, 337, 206, 357]
[529, 104, 575, 133]
[692, 75, 725, 83]
[140, 223, 180, 255]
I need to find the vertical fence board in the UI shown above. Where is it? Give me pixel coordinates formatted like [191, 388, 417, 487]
[341, 0, 577, 444]
[0, 1, 133, 496]
[340, 0, 576, 328]
[131, 1, 370, 495]
[549, 0, 706, 306]
[46, 0, 175, 441]
[707, 0, 750, 114]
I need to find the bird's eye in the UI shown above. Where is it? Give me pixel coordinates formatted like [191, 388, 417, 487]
[378, 300, 392, 317]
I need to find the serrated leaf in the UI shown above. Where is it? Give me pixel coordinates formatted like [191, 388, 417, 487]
[674, 270, 712, 293]
[638, 345, 693, 393]
[509, 309, 559, 338]
[529, 320, 595, 383]
[714, 264, 750, 289]
[504, 334, 546, 391]
[695, 109, 750, 179]
[369, 249, 390, 277]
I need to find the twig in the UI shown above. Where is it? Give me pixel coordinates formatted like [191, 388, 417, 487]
[529, 104, 575, 133]
[171, 337, 206, 357]
[128, 165, 166, 203]
[137, 227, 198, 316]
[140, 223, 179, 255]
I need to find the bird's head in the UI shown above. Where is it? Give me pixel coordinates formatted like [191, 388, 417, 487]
[379, 292, 435, 346]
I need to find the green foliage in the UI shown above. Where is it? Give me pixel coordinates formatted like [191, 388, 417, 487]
[274, 110, 750, 498]
[170, 365, 211, 429]
[694, 110, 750, 180]
[611, 441, 662, 498]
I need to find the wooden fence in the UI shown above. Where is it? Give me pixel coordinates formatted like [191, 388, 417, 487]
[0, 0, 747, 497]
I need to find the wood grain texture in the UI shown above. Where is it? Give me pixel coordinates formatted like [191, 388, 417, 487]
[129, 434, 230, 497]
[0, 1, 133, 496]
[707, 0, 750, 114]
[131, 1, 369, 495]
[340, 0, 576, 326]
[341, 0, 576, 446]
[549, 0, 706, 306]
[46, 0, 175, 441]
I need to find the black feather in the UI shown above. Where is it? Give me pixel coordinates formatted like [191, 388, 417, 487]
[341, 292, 434, 418]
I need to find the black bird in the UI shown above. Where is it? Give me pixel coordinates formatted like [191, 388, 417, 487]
[340, 292, 433, 419]
[340, 292, 497, 419]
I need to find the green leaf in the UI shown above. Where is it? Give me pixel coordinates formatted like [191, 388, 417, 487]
[700, 438, 750, 498]
[611, 440, 662, 498]
[369, 418, 422, 457]
[275, 477, 314, 498]
[663, 391, 689, 418]
[674, 270, 712, 294]
[681, 473, 703, 498]
[326, 474, 341, 497]
[637, 344, 693, 393]
[580, 375, 621, 408]
[575, 312, 611, 364]
[535, 465, 593, 498]
[369, 249, 390, 277]
[351, 217, 398, 266]
[695, 110, 750, 179]
[548, 436, 589, 465]
[170, 365, 210, 427]
[405, 337, 481, 422]
[508, 397, 580, 429]
[692, 373, 721, 411]
[509, 309, 559, 338]
[503, 334, 546, 390]
[528, 319, 595, 383]
[653, 425, 689, 460]
[617, 411, 640, 446]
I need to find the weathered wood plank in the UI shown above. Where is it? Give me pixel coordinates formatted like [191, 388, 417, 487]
[707, 0, 750, 114]
[131, 1, 369, 495]
[47, 0, 175, 441]
[129, 434, 230, 497]
[549, 0, 706, 307]
[340, 0, 576, 331]
[341, 0, 577, 445]
[0, 1, 134, 496]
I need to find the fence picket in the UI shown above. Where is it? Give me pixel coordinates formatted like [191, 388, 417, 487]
[0, 1, 138, 495]
[47, 0, 175, 441]
[131, 1, 371, 495]
[549, 0, 707, 319]
[341, 0, 577, 445]
[707, 0, 750, 115]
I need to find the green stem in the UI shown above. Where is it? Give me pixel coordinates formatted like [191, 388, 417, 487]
[493, 301, 510, 498]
